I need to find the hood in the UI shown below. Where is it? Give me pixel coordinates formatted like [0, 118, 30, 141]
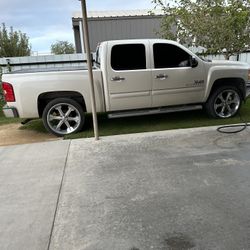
[211, 60, 249, 68]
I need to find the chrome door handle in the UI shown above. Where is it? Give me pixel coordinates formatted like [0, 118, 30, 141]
[111, 76, 125, 82]
[155, 74, 168, 80]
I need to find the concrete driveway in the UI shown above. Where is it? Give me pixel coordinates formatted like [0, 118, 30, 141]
[1, 126, 250, 250]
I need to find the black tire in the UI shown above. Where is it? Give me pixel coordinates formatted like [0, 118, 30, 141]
[42, 98, 85, 136]
[205, 85, 242, 118]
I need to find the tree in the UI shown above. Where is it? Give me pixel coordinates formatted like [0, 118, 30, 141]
[51, 41, 75, 55]
[0, 23, 31, 57]
[152, 0, 250, 59]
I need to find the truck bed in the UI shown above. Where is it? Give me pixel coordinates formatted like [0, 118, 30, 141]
[5, 66, 99, 75]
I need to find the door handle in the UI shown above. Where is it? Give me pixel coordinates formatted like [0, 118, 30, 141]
[111, 76, 125, 82]
[155, 74, 168, 80]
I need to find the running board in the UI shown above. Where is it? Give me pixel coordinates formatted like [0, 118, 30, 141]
[108, 105, 203, 119]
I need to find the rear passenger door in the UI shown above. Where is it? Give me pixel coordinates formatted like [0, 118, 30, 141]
[151, 42, 205, 107]
[106, 41, 152, 111]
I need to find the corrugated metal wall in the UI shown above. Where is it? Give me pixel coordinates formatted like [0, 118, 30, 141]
[86, 17, 162, 51]
[0, 50, 249, 74]
[0, 54, 87, 74]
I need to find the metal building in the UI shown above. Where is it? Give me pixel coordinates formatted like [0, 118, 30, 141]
[72, 10, 164, 53]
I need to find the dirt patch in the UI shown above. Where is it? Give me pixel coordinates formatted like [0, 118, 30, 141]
[0, 123, 61, 147]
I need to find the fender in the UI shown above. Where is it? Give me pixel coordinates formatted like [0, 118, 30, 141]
[203, 65, 248, 102]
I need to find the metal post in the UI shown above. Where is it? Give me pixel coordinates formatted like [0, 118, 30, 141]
[80, 0, 99, 140]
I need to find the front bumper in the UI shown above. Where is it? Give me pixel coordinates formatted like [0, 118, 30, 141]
[2, 105, 19, 118]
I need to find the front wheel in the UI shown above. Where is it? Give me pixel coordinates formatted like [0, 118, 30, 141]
[205, 86, 242, 118]
[42, 98, 85, 136]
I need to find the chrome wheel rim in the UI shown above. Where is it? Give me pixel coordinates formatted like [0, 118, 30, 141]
[214, 90, 240, 118]
[47, 103, 81, 135]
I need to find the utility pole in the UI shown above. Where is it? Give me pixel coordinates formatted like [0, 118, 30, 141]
[79, 0, 99, 140]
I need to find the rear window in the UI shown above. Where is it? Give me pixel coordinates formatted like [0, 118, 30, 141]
[111, 44, 146, 71]
[95, 45, 101, 66]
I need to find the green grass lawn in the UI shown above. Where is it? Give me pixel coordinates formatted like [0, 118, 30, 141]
[19, 99, 250, 139]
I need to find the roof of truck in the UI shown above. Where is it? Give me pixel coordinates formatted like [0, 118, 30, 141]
[100, 39, 181, 46]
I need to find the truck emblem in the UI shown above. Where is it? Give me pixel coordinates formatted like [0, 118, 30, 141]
[194, 80, 204, 85]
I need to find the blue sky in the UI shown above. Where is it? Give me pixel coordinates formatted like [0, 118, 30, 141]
[0, 0, 155, 53]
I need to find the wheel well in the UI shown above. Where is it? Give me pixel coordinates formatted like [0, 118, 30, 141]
[209, 78, 246, 100]
[38, 91, 86, 117]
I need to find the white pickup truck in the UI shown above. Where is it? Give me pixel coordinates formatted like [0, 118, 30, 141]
[2, 39, 250, 136]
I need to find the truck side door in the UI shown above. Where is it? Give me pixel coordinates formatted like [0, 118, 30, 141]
[106, 41, 152, 111]
[151, 42, 205, 107]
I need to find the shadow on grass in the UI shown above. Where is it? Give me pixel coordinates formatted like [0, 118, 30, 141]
[19, 99, 250, 139]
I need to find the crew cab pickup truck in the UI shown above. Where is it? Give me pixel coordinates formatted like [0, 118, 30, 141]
[2, 39, 250, 136]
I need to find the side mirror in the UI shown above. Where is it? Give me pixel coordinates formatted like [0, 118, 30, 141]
[190, 57, 198, 68]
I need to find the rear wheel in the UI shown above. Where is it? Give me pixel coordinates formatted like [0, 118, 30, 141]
[205, 86, 242, 118]
[42, 98, 85, 136]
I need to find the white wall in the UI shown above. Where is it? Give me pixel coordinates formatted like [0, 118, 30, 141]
[0, 54, 87, 73]
[1, 51, 249, 75]
[205, 52, 250, 65]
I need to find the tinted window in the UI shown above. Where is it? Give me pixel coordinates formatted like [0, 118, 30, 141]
[111, 44, 146, 71]
[153, 43, 191, 68]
